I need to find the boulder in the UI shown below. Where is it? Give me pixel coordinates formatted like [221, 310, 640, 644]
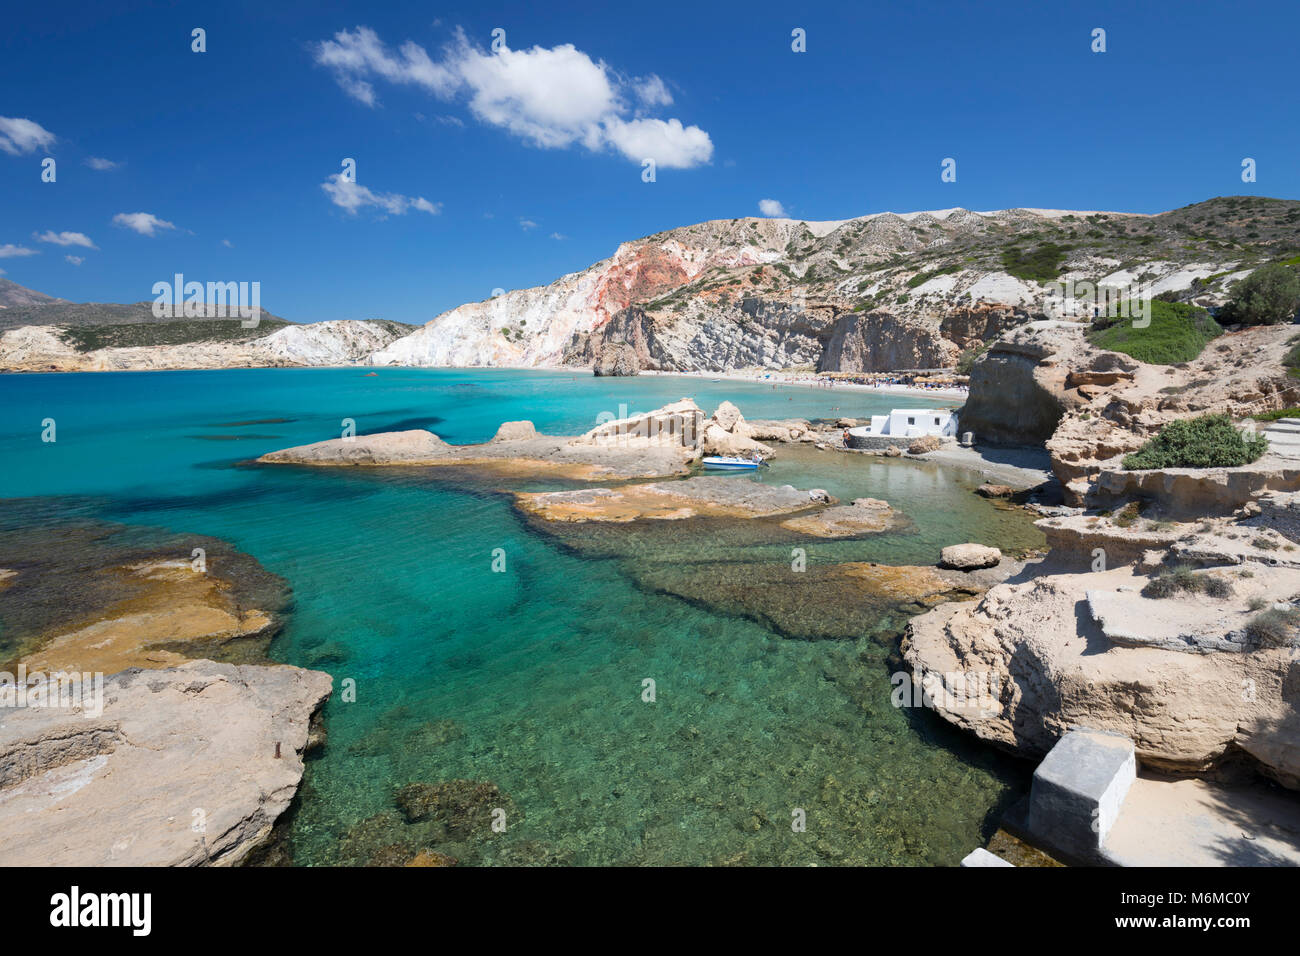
[0, 660, 332, 866]
[976, 483, 1015, 499]
[939, 543, 1002, 570]
[907, 434, 942, 455]
[491, 420, 537, 442]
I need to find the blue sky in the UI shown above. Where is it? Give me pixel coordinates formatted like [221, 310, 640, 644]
[2, 0, 1297, 324]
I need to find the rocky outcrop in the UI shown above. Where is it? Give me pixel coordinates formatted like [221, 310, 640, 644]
[904, 513, 1300, 789]
[0, 660, 332, 866]
[819, 310, 952, 372]
[514, 476, 832, 523]
[959, 321, 1087, 444]
[259, 401, 704, 480]
[778, 498, 905, 537]
[700, 400, 774, 457]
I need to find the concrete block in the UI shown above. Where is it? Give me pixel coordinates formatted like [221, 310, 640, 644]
[960, 848, 1013, 867]
[1027, 729, 1135, 861]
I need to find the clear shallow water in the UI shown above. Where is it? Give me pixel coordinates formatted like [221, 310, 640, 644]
[0, 368, 1040, 865]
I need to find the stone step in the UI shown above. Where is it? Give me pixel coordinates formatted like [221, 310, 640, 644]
[1263, 422, 1300, 434]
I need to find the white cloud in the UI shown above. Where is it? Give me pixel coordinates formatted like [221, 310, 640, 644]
[604, 117, 713, 168]
[0, 244, 39, 258]
[0, 117, 55, 155]
[65, 255, 84, 266]
[632, 75, 672, 107]
[221, 239, 234, 248]
[321, 173, 441, 217]
[550, 232, 567, 240]
[35, 230, 97, 248]
[84, 157, 119, 170]
[758, 199, 787, 217]
[112, 212, 176, 236]
[518, 218, 538, 230]
[314, 27, 712, 168]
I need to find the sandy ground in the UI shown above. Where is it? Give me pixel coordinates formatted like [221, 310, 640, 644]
[920, 444, 1053, 489]
[1104, 772, 1300, 866]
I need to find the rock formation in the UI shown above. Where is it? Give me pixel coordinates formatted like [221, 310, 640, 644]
[0, 660, 332, 866]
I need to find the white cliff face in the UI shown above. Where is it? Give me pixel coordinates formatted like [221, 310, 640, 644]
[261, 320, 408, 365]
[0, 320, 410, 372]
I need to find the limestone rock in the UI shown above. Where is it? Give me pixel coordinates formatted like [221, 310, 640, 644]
[939, 543, 1002, 570]
[907, 434, 942, 455]
[491, 420, 536, 442]
[780, 497, 905, 537]
[0, 660, 332, 866]
[976, 483, 1015, 498]
[514, 476, 831, 523]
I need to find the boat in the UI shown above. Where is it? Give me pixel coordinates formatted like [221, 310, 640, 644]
[701, 455, 765, 470]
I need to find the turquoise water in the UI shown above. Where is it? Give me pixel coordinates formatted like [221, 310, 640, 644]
[0, 368, 1038, 865]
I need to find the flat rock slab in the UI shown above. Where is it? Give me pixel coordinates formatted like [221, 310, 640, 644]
[258, 429, 694, 481]
[515, 477, 834, 523]
[779, 497, 906, 537]
[0, 660, 331, 866]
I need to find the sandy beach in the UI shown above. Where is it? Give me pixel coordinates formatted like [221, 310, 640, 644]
[640, 369, 969, 402]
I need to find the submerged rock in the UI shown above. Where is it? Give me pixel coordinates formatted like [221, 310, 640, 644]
[779, 497, 907, 538]
[515, 476, 832, 523]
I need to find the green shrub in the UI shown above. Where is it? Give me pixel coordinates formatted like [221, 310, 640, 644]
[1245, 607, 1300, 647]
[1218, 263, 1300, 326]
[1087, 300, 1222, 365]
[906, 264, 960, 289]
[1252, 407, 1300, 422]
[1123, 414, 1269, 470]
[1001, 242, 1070, 282]
[1141, 565, 1233, 600]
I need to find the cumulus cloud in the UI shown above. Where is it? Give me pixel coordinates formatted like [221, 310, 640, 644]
[84, 157, 119, 170]
[321, 173, 441, 217]
[0, 117, 55, 155]
[550, 232, 567, 240]
[112, 212, 176, 236]
[518, 218, 538, 230]
[758, 199, 787, 217]
[65, 255, 84, 266]
[35, 230, 97, 248]
[0, 244, 39, 258]
[313, 27, 712, 168]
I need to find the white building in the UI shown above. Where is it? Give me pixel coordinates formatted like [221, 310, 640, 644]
[850, 408, 958, 441]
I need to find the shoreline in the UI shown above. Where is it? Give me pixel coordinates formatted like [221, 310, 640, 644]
[639, 368, 969, 402]
[1, 362, 969, 403]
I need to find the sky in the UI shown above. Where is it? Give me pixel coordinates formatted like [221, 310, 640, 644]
[2, 0, 1297, 324]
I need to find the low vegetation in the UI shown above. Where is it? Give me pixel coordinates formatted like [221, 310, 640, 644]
[1217, 263, 1300, 326]
[1141, 565, 1233, 600]
[1123, 413, 1269, 470]
[1088, 300, 1222, 364]
[60, 319, 290, 352]
[1000, 242, 1069, 282]
[1245, 606, 1300, 647]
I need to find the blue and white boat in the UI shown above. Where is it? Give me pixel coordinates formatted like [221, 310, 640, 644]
[701, 455, 764, 470]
